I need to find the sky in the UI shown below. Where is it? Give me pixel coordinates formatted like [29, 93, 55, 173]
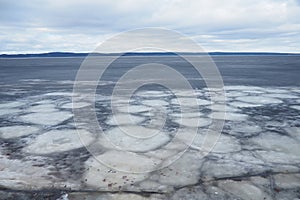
[0, 0, 300, 54]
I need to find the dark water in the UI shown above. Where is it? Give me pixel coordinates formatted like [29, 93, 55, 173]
[0, 55, 299, 86]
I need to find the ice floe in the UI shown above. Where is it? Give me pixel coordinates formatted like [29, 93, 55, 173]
[171, 98, 211, 106]
[115, 104, 152, 113]
[155, 152, 203, 187]
[174, 117, 211, 127]
[0, 108, 20, 116]
[291, 105, 300, 111]
[0, 155, 55, 190]
[229, 101, 263, 108]
[236, 96, 283, 104]
[84, 151, 157, 189]
[251, 132, 299, 157]
[23, 129, 94, 154]
[217, 180, 272, 200]
[189, 134, 241, 153]
[61, 102, 90, 109]
[263, 93, 299, 99]
[98, 126, 170, 152]
[106, 114, 145, 126]
[209, 112, 248, 121]
[0, 101, 25, 109]
[26, 104, 58, 113]
[0, 125, 39, 139]
[19, 111, 73, 126]
[142, 99, 169, 107]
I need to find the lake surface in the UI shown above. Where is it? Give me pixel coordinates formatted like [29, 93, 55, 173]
[0, 56, 299, 199]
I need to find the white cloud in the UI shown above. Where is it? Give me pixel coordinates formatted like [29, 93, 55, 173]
[0, 0, 300, 53]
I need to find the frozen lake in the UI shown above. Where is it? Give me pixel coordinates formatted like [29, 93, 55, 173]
[0, 55, 299, 199]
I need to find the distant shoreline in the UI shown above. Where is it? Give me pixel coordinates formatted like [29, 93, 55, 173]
[0, 52, 299, 58]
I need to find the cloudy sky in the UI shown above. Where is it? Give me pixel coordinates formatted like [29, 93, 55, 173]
[1, 0, 300, 54]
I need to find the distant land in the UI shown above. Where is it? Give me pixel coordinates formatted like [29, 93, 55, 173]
[0, 52, 299, 58]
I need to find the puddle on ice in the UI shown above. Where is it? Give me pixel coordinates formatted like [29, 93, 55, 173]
[19, 111, 73, 126]
[0, 125, 39, 139]
[23, 129, 94, 154]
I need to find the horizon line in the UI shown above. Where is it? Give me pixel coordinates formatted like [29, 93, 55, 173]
[0, 51, 300, 57]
